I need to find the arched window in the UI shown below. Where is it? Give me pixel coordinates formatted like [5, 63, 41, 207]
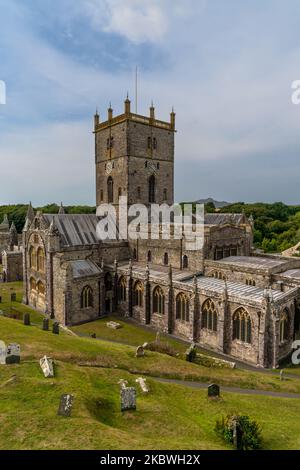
[104, 272, 112, 291]
[37, 247, 45, 273]
[29, 246, 36, 269]
[163, 252, 169, 266]
[182, 255, 188, 269]
[163, 188, 167, 200]
[118, 187, 122, 198]
[100, 190, 104, 201]
[149, 175, 155, 203]
[133, 281, 143, 307]
[30, 277, 36, 291]
[176, 293, 189, 322]
[118, 276, 127, 302]
[37, 281, 45, 296]
[107, 176, 114, 203]
[147, 136, 152, 149]
[202, 298, 218, 331]
[81, 286, 93, 308]
[145, 161, 148, 168]
[280, 309, 289, 343]
[147, 250, 152, 263]
[137, 186, 141, 198]
[153, 286, 165, 314]
[133, 248, 137, 260]
[232, 308, 252, 344]
[153, 137, 157, 149]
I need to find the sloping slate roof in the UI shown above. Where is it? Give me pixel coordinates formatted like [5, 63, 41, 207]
[204, 213, 245, 225]
[70, 259, 101, 278]
[218, 256, 288, 269]
[44, 214, 100, 247]
[183, 276, 289, 302]
[280, 269, 300, 279]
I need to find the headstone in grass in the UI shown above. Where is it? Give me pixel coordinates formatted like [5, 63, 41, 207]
[6, 343, 20, 364]
[52, 322, 59, 335]
[11, 293, 16, 302]
[185, 342, 197, 362]
[90, 333, 96, 338]
[208, 383, 220, 398]
[120, 387, 136, 412]
[0, 340, 6, 365]
[23, 313, 30, 326]
[57, 394, 74, 417]
[42, 318, 49, 331]
[135, 345, 145, 358]
[106, 321, 122, 330]
[0, 296, 2, 303]
[135, 377, 149, 393]
[39, 356, 54, 378]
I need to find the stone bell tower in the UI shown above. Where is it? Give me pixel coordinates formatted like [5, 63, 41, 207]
[94, 97, 176, 210]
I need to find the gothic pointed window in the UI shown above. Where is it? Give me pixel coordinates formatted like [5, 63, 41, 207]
[147, 136, 152, 149]
[118, 276, 127, 302]
[107, 176, 114, 203]
[149, 175, 155, 203]
[176, 293, 189, 322]
[201, 298, 217, 332]
[81, 286, 93, 308]
[104, 272, 112, 291]
[147, 250, 152, 263]
[153, 286, 165, 315]
[232, 308, 251, 343]
[280, 309, 289, 343]
[37, 247, 45, 273]
[183, 255, 188, 269]
[164, 252, 168, 266]
[133, 281, 144, 307]
[29, 246, 36, 269]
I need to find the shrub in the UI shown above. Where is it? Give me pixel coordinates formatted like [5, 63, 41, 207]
[215, 414, 262, 450]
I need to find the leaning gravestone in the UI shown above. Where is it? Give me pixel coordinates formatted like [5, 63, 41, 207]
[6, 343, 20, 364]
[42, 318, 49, 331]
[207, 383, 220, 398]
[0, 340, 6, 365]
[121, 387, 136, 411]
[11, 293, 16, 302]
[40, 356, 54, 378]
[52, 322, 59, 335]
[135, 377, 149, 393]
[135, 345, 145, 358]
[23, 313, 30, 326]
[57, 394, 74, 417]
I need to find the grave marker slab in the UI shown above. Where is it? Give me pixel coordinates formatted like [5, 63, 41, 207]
[40, 356, 54, 378]
[42, 318, 49, 331]
[6, 343, 20, 364]
[120, 387, 136, 411]
[0, 340, 6, 365]
[52, 322, 59, 335]
[106, 321, 122, 330]
[135, 345, 145, 358]
[135, 377, 149, 393]
[207, 383, 220, 398]
[24, 313, 30, 326]
[11, 293, 17, 302]
[57, 394, 74, 417]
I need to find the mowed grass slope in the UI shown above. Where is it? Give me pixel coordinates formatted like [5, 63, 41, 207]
[0, 317, 300, 449]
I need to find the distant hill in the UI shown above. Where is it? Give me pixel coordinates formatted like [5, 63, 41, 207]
[195, 197, 231, 208]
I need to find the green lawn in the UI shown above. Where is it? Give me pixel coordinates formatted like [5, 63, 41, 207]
[71, 316, 188, 352]
[1, 344, 300, 449]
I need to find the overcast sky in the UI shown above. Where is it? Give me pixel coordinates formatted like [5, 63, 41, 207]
[1, 0, 300, 206]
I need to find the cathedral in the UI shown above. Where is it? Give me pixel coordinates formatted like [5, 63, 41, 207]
[22, 97, 300, 368]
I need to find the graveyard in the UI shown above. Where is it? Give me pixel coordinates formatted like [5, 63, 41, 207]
[1, 281, 300, 449]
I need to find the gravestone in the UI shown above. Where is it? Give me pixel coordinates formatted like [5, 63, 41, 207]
[42, 318, 49, 331]
[0, 340, 6, 365]
[120, 387, 136, 411]
[135, 345, 145, 358]
[90, 333, 96, 339]
[23, 313, 30, 326]
[57, 394, 74, 417]
[40, 356, 54, 378]
[106, 321, 122, 330]
[233, 420, 243, 450]
[118, 379, 128, 389]
[6, 343, 20, 364]
[135, 377, 149, 393]
[185, 343, 197, 362]
[52, 322, 59, 335]
[280, 369, 284, 381]
[11, 293, 16, 302]
[207, 383, 220, 398]
[0, 296, 2, 303]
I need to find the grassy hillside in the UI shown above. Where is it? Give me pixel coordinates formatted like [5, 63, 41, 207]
[1, 316, 300, 449]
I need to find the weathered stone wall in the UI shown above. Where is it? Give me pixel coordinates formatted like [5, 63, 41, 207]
[2, 251, 23, 282]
